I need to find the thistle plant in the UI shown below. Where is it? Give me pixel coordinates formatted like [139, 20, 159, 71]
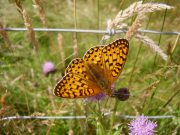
[42, 61, 55, 76]
[129, 115, 157, 135]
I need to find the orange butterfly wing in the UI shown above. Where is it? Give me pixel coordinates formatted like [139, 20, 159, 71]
[102, 39, 129, 85]
[54, 39, 129, 98]
[54, 58, 102, 98]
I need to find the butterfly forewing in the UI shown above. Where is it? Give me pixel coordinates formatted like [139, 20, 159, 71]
[84, 46, 104, 70]
[102, 39, 129, 84]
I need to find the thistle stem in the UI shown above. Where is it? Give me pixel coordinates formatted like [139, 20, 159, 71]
[108, 100, 119, 135]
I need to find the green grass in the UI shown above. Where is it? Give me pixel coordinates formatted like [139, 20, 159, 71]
[0, 0, 180, 134]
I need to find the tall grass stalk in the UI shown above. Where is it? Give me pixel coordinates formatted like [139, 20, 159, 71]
[108, 100, 119, 135]
[153, 8, 168, 69]
[34, 0, 47, 27]
[14, 0, 39, 51]
[73, 0, 78, 57]
[150, 36, 179, 101]
[0, 22, 12, 50]
[57, 33, 65, 69]
[33, 0, 56, 52]
[128, 12, 153, 89]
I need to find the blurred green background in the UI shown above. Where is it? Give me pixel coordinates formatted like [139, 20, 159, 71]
[0, 0, 179, 134]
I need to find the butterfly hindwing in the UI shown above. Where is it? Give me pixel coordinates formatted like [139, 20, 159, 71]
[54, 73, 102, 98]
[65, 58, 89, 79]
[55, 58, 102, 98]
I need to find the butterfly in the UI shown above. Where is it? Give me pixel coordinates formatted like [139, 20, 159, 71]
[54, 38, 129, 98]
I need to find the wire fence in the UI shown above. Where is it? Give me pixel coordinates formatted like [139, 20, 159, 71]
[1, 28, 180, 35]
[0, 114, 175, 121]
[0, 27, 179, 122]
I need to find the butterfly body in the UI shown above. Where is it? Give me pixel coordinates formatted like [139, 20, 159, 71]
[54, 38, 129, 98]
[85, 63, 111, 96]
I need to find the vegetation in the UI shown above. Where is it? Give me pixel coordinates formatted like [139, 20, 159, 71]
[0, 0, 179, 134]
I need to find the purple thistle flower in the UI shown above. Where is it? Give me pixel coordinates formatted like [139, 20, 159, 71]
[86, 92, 106, 101]
[129, 115, 157, 135]
[42, 61, 55, 75]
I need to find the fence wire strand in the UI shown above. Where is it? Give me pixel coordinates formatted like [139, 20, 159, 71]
[0, 114, 175, 121]
[0, 28, 180, 35]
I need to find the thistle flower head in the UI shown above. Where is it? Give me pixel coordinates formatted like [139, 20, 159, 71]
[129, 115, 157, 135]
[42, 61, 55, 75]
